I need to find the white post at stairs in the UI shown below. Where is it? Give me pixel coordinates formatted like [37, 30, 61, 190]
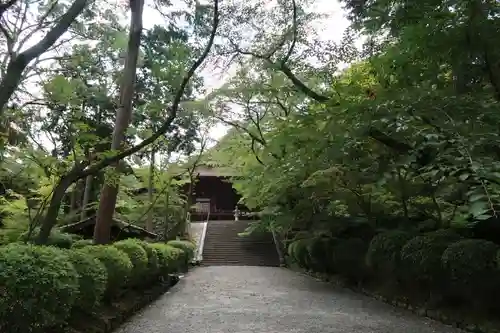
[233, 206, 240, 221]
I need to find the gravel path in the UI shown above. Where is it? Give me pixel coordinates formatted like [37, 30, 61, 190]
[115, 266, 462, 333]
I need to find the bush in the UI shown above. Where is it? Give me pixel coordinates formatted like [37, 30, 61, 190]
[288, 238, 313, 269]
[307, 237, 337, 273]
[400, 229, 461, 286]
[165, 245, 185, 272]
[67, 249, 107, 310]
[149, 243, 185, 274]
[366, 230, 413, 280]
[72, 239, 94, 248]
[442, 239, 499, 303]
[167, 240, 196, 262]
[0, 244, 79, 332]
[80, 245, 132, 297]
[332, 238, 367, 282]
[149, 243, 170, 274]
[113, 239, 149, 283]
[137, 240, 160, 277]
[20, 229, 75, 249]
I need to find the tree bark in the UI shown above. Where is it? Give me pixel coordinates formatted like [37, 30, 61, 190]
[146, 148, 156, 232]
[36, 175, 74, 244]
[0, 0, 88, 114]
[80, 174, 93, 221]
[93, 0, 145, 244]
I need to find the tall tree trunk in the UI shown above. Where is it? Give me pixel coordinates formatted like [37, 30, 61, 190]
[162, 179, 171, 240]
[146, 148, 156, 232]
[93, 0, 144, 244]
[80, 174, 93, 221]
[36, 175, 75, 244]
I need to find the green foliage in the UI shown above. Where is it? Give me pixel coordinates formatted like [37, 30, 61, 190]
[149, 243, 171, 274]
[288, 238, 308, 268]
[0, 244, 79, 332]
[67, 249, 107, 310]
[136, 240, 160, 278]
[400, 230, 462, 285]
[167, 239, 196, 263]
[306, 237, 337, 273]
[80, 245, 133, 297]
[72, 239, 94, 248]
[149, 243, 184, 273]
[113, 239, 149, 283]
[366, 230, 414, 279]
[332, 238, 368, 282]
[20, 229, 76, 249]
[441, 239, 499, 301]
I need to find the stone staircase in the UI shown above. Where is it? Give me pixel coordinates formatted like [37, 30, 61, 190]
[201, 220, 281, 266]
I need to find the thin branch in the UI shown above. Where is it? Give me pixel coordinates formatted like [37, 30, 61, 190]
[0, 0, 18, 18]
[0, 0, 88, 115]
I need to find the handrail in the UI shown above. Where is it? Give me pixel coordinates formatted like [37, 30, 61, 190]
[195, 209, 210, 263]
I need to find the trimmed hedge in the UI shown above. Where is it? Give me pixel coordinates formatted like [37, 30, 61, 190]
[442, 239, 499, 303]
[288, 238, 314, 269]
[72, 239, 94, 248]
[0, 238, 192, 332]
[137, 240, 160, 277]
[307, 237, 337, 273]
[67, 249, 108, 310]
[167, 240, 196, 262]
[366, 230, 414, 280]
[80, 245, 133, 297]
[113, 239, 149, 283]
[332, 238, 367, 282]
[400, 229, 461, 286]
[0, 244, 79, 332]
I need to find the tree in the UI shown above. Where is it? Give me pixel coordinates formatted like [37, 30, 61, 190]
[92, 0, 145, 244]
[35, 0, 220, 244]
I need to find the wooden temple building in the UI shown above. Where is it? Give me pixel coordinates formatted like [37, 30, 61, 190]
[185, 165, 255, 221]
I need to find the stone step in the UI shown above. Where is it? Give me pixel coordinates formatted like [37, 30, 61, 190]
[201, 220, 280, 267]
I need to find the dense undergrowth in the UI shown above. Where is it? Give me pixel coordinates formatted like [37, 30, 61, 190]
[0, 236, 195, 332]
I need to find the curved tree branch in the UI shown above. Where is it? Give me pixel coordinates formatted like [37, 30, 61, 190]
[0, 0, 88, 114]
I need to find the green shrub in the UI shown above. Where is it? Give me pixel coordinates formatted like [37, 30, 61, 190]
[137, 240, 160, 277]
[288, 238, 313, 269]
[167, 240, 196, 262]
[67, 249, 107, 310]
[307, 237, 337, 273]
[113, 239, 149, 282]
[400, 229, 461, 286]
[72, 239, 94, 248]
[149, 243, 186, 273]
[149, 243, 170, 274]
[366, 230, 413, 279]
[442, 239, 499, 302]
[80, 245, 132, 297]
[165, 244, 185, 272]
[332, 238, 367, 282]
[20, 230, 75, 249]
[0, 244, 79, 332]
